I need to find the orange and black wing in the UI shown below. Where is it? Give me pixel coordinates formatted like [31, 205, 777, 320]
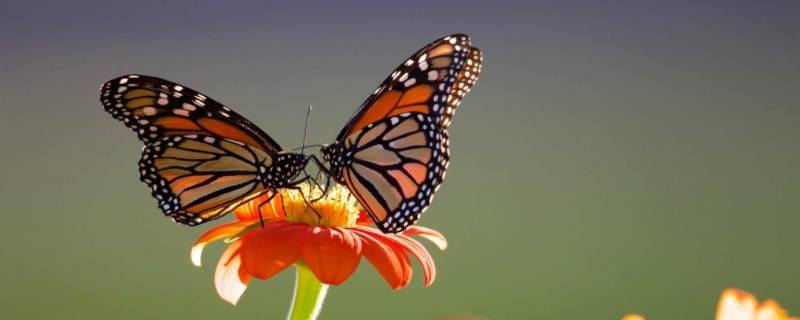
[336, 34, 482, 233]
[138, 134, 273, 225]
[100, 75, 281, 225]
[339, 113, 446, 233]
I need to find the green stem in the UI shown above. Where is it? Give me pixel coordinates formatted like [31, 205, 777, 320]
[287, 261, 329, 320]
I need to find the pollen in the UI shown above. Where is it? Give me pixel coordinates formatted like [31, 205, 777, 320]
[282, 183, 360, 228]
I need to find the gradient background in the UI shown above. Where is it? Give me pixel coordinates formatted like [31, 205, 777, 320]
[1, 1, 799, 319]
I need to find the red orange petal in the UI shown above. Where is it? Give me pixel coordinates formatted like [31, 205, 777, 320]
[356, 209, 372, 226]
[403, 226, 447, 250]
[192, 221, 253, 267]
[214, 241, 250, 305]
[240, 222, 305, 280]
[351, 227, 412, 289]
[300, 227, 362, 285]
[394, 235, 437, 287]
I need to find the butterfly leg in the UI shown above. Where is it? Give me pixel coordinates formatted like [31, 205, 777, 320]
[282, 181, 323, 219]
[279, 186, 322, 219]
[306, 155, 332, 202]
[298, 188, 322, 219]
[303, 169, 324, 195]
[278, 192, 287, 216]
[289, 173, 322, 195]
[256, 189, 280, 228]
[310, 174, 332, 203]
[309, 155, 331, 174]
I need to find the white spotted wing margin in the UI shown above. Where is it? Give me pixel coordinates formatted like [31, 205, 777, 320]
[99, 74, 282, 150]
[336, 34, 482, 142]
[138, 135, 272, 226]
[342, 112, 448, 233]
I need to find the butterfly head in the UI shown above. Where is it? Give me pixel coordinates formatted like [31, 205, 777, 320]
[319, 142, 348, 183]
[263, 152, 309, 187]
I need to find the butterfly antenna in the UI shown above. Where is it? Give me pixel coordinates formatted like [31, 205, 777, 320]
[299, 105, 324, 193]
[290, 144, 324, 151]
[301, 105, 312, 156]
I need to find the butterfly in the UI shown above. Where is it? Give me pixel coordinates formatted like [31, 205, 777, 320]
[100, 74, 309, 226]
[317, 34, 482, 233]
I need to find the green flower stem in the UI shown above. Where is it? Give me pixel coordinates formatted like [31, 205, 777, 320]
[287, 261, 329, 320]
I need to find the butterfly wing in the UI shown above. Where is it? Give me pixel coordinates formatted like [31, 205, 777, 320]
[335, 34, 482, 233]
[139, 135, 273, 225]
[340, 113, 447, 233]
[100, 75, 281, 225]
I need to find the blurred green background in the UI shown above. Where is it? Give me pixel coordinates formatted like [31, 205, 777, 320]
[1, 1, 798, 319]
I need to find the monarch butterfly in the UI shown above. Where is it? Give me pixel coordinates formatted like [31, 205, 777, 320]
[317, 34, 482, 233]
[100, 75, 309, 226]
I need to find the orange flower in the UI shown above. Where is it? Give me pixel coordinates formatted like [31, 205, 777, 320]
[717, 288, 798, 320]
[191, 183, 447, 305]
[623, 288, 797, 320]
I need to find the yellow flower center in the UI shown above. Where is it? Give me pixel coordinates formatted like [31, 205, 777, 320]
[281, 182, 360, 228]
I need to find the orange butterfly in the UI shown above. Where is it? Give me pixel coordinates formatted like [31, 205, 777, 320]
[317, 34, 482, 233]
[100, 75, 309, 226]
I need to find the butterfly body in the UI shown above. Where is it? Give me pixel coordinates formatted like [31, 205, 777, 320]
[265, 152, 310, 187]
